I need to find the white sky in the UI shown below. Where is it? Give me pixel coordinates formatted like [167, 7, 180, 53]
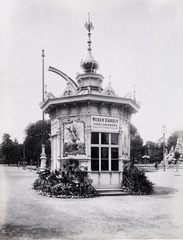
[0, 0, 183, 144]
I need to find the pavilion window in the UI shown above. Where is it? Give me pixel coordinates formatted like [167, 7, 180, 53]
[91, 132, 119, 172]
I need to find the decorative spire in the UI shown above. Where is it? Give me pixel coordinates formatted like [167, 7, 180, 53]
[41, 49, 45, 102]
[80, 13, 99, 73]
[102, 75, 117, 97]
[84, 13, 94, 53]
[109, 75, 111, 85]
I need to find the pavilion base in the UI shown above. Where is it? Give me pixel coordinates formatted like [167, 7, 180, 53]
[96, 188, 129, 196]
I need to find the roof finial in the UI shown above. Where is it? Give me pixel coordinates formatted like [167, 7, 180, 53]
[109, 75, 111, 85]
[88, 12, 91, 24]
[81, 14, 99, 73]
[133, 84, 136, 102]
[84, 13, 94, 53]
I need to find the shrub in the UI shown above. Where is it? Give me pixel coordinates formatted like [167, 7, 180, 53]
[33, 159, 96, 198]
[122, 161, 155, 195]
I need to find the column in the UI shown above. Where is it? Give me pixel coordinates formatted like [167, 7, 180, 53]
[118, 119, 123, 183]
[50, 136, 53, 170]
[56, 117, 61, 169]
[118, 118, 123, 170]
[127, 121, 131, 158]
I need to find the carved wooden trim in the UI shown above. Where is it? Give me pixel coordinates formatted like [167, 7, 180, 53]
[110, 103, 114, 116]
[99, 102, 104, 115]
[87, 101, 90, 113]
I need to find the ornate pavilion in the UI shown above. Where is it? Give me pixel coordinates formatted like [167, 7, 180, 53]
[40, 15, 140, 189]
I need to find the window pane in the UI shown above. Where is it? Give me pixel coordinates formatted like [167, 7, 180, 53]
[91, 147, 99, 171]
[111, 148, 118, 159]
[101, 147, 108, 159]
[91, 132, 99, 144]
[101, 133, 109, 144]
[91, 147, 99, 158]
[111, 160, 119, 171]
[111, 133, 118, 145]
[101, 160, 109, 171]
[101, 147, 108, 170]
[91, 160, 99, 171]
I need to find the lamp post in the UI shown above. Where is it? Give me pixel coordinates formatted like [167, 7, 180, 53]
[161, 124, 167, 171]
[40, 49, 47, 170]
[23, 137, 25, 170]
[42, 49, 45, 145]
[147, 145, 150, 163]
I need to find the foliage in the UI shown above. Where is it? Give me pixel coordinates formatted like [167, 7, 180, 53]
[1, 134, 22, 165]
[143, 141, 163, 163]
[1, 134, 13, 164]
[24, 120, 51, 165]
[122, 160, 155, 195]
[130, 123, 143, 162]
[174, 151, 180, 160]
[0, 120, 51, 166]
[33, 159, 96, 198]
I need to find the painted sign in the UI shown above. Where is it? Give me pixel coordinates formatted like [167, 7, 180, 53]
[63, 121, 85, 157]
[91, 116, 119, 132]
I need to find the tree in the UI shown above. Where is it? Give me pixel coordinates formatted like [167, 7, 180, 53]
[1, 134, 14, 165]
[1, 134, 22, 165]
[143, 141, 163, 163]
[174, 151, 181, 173]
[174, 151, 180, 162]
[130, 123, 143, 162]
[12, 138, 23, 165]
[0, 143, 3, 163]
[24, 120, 51, 165]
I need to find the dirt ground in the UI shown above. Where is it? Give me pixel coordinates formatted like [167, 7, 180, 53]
[0, 165, 183, 240]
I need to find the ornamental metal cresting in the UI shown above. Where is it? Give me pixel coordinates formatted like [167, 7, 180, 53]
[91, 116, 119, 132]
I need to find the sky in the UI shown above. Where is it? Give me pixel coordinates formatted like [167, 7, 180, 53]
[0, 0, 183, 144]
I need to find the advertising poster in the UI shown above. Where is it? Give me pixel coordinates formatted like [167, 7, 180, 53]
[63, 121, 85, 157]
[122, 122, 129, 157]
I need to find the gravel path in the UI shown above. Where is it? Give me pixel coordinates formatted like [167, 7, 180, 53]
[0, 165, 183, 239]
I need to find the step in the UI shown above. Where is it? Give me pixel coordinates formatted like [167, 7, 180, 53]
[96, 188, 130, 196]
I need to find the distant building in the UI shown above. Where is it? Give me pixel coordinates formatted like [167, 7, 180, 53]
[175, 137, 183, 159]
[40, 15, 140, 189]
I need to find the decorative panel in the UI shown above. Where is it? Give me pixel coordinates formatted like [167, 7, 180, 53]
[63, 120, 86, 157]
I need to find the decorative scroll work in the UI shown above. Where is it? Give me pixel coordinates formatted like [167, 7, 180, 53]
[45, 105, 58, 119]
[74, 102, 80, 119]
[63, 121, 85, 157]
[109, 103, 114, 116]
[99, 102, 104, 115]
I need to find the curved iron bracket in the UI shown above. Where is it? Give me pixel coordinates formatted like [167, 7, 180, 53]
[48, 66, 78, 91]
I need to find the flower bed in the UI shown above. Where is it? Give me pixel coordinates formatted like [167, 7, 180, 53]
[122, 161, 155, 195]
[33, 159, 96, 198]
